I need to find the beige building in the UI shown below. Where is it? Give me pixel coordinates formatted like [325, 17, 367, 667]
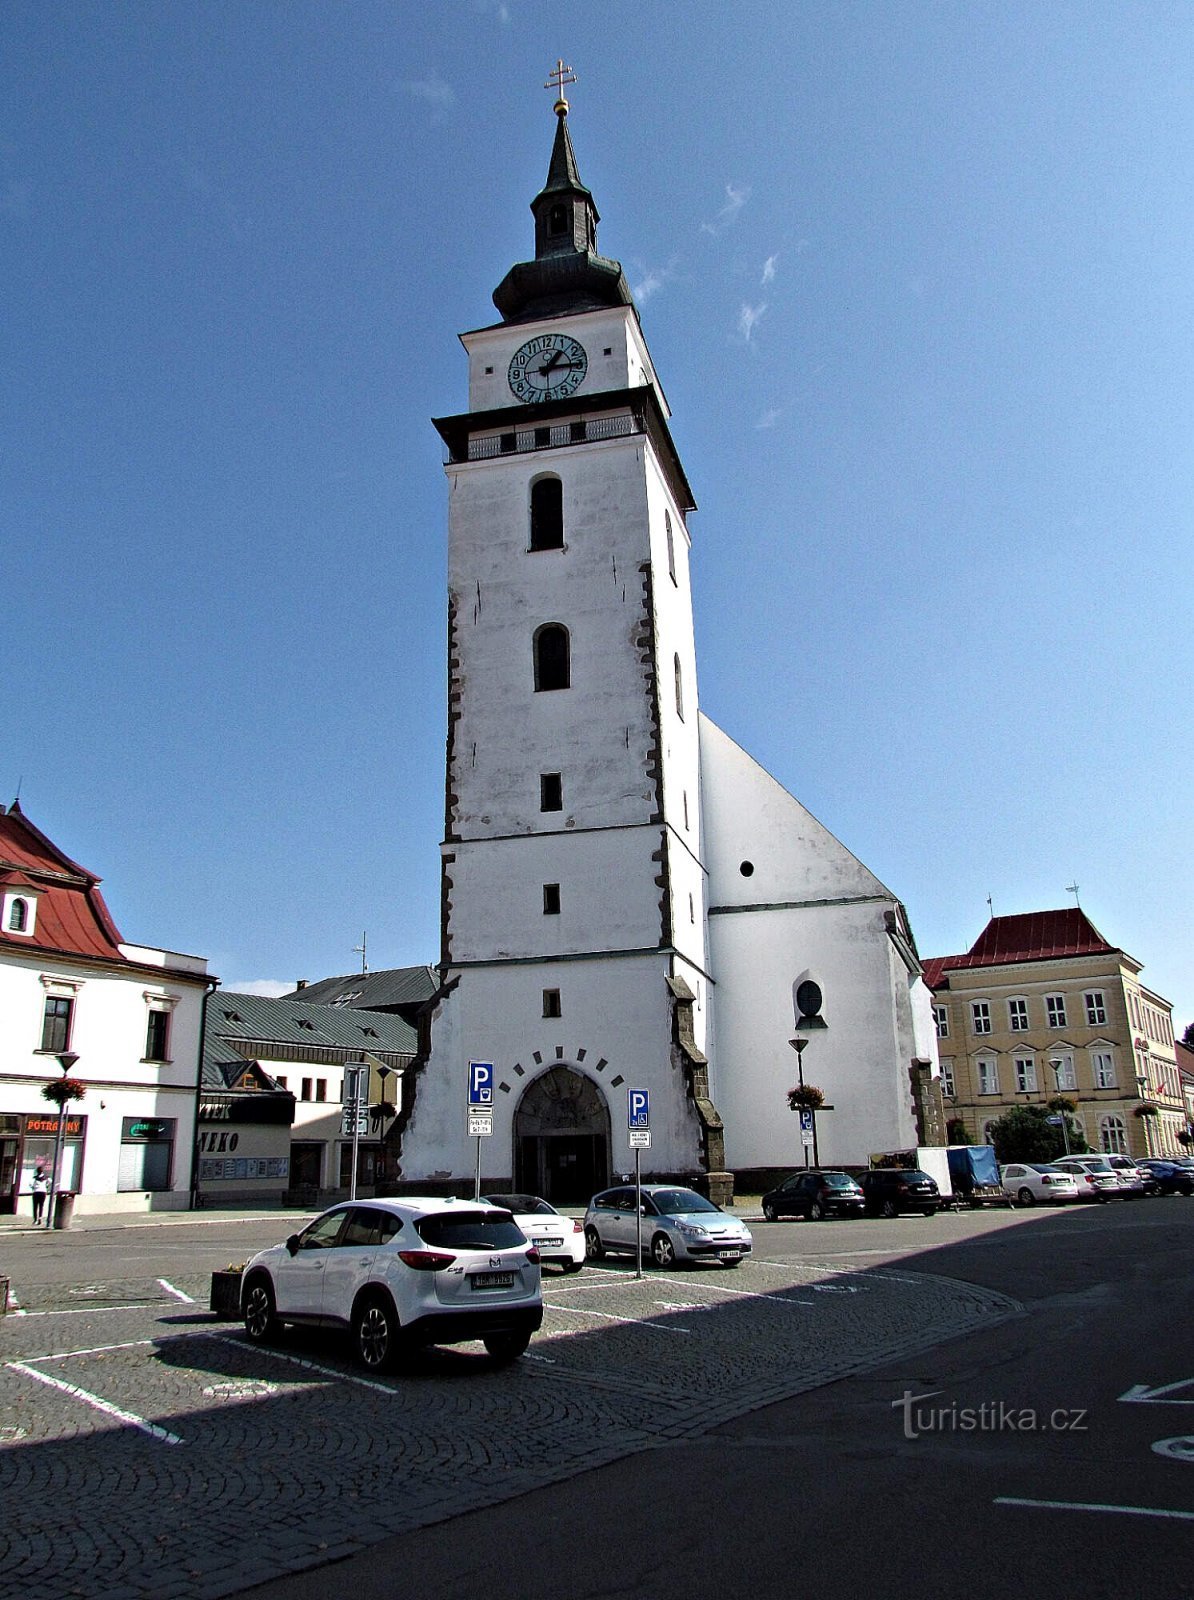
[924, 910, 1182, 1160]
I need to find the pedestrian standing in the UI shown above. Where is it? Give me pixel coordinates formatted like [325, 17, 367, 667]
[30, 1164, 48, 1225]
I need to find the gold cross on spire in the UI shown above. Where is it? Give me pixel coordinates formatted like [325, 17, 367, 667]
[545, 58, 576, 116]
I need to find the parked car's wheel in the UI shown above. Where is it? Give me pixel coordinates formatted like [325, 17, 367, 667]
[1018, 1187, 1036, 1207]
[352, 1292, 402, 1374]
[762, 1201, 778, 1221]
[242, 1273, 279, 1344]
[584, 1225, 605, 1261]
[650, 1231, 677, 1268]
[809, 1200, 826, 1221]
[923, 1207, 937, 1218]
[483, 1328, 531, 1365]
[881, 1199, 898, 1219]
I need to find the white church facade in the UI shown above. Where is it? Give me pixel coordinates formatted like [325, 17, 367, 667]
[395, 92, 941, 1203]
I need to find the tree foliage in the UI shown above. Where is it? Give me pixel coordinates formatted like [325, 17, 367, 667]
[986, 1104, 1087, 1163]
[1182, 1020, 1194, 1050]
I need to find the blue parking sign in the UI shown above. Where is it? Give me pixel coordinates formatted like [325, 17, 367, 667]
[628, 1088, 650, 1130]
[468, 1061, 494, 1107]
[799, 1108, 814, 1133]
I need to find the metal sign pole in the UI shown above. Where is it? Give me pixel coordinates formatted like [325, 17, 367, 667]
[350, 1114, 361, 1201]
[634, 1144, 643, 1279]
[474, 1135, 482, 1201]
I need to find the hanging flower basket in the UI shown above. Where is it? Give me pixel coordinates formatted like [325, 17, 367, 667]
[1134, 1102, 1160, 1119]
[1046, 1095, 1076, 1114]
[787, 1084, 825, 1112]
[41, 1078, 86, 1106]
[1177, 1129, 1192, 1146]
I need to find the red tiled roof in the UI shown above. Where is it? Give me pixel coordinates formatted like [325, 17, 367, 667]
[0, 803, 127, 963]
[923, 909, 1120, 987]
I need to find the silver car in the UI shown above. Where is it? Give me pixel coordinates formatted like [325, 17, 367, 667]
[584, 1184, 752, 1268]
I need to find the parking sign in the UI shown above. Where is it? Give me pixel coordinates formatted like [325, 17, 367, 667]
[468, 1061, 494, 1107]
[628, 1088, 650, 1130]
[799, 1108, 815, 1133]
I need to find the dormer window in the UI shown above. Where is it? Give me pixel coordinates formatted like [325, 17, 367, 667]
[2, 888, 38, 938]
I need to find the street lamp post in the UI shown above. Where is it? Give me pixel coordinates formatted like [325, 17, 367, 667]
[790, 1038, 810, 1168]
[44, 1052, 79, 1229]
[1049, 1060, 1072, 1157]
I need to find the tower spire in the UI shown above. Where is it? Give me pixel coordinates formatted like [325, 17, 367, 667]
[544, 57, 576, 117]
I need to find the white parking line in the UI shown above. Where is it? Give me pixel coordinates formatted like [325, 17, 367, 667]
[544, 1304, 692, 1335]
[8, 1361, 184, 1446]
[664, 1277, 815, 1306]
[22, 1339, 155, 1362]
[13, 1304, 163, 1318]
[157, 1278, 194, 1303]
[208, 1334, 398, 1395]
[996, 1496, 1194, 1523]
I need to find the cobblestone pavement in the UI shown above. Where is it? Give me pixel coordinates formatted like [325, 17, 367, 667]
[0, 1254, 1021, 1600]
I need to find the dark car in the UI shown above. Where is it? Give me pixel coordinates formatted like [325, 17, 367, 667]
[859, 1168, 940, 1218]
[1137, 1159, 1194, 1196]
[761, 1170, 865, 1221]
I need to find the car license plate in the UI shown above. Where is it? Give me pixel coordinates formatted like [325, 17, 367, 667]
[538, 1237, 563, 1248]
[470, 1271, 516, 1290]
[718, 1249, 741, 1260]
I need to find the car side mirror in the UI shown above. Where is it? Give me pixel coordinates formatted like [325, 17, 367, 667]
[640, 1205, 648, 1215]
[286, 1234, 301, 1256]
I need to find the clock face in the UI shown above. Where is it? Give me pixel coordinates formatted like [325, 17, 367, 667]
[508, 334, 588, 404]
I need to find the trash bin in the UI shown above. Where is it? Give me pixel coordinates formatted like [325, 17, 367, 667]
[52, 1192, 76, 1230]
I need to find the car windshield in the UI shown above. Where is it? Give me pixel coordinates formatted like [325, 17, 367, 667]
[1079, 1159, 1113, 1172]
[416, 1212, 527, 1250]
[483, 1194, 555, 1216]
[1029, 1164, 1064, 1173]
[819, 1173, 858, 1188]
[650, 1188, 719, 1216]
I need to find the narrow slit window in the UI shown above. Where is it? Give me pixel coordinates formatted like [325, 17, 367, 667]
[674, 653, 684, 720]
[534, 624, 570, 691]
[540, 772, 562, 812]
[542, 989, 562, 1019]
[665, 510, 676, 583]
[543, 884, 561, 915]
[529, 477, 564, 550]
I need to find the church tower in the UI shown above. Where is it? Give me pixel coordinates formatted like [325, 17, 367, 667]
[398, 76, 728, 1202]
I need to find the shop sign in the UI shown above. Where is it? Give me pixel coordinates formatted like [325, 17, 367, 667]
[121, 1118, 174, 1141]
[24, 1114, 85, 1137]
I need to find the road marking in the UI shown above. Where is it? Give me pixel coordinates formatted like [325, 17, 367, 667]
[208, 1334, 399, 1395]
[996, 1496, 1194, 1522]
[544, 1304, 692, 1334]
[157, 1278, 194, 1303]
[1153, 1436, 1194, 1462]
[8, 1361, 184, 1445]
[5, 1284, 26, 1315]
[664, 1277, 814, 1306]
[24, 1339, 155, 1361]
[13, 1304, 163, 1318]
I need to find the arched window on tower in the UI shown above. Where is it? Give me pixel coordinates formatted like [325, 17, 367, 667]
[529, 477, 564, 551]
[8, 897, 28, 933]
[534, 624, 571, 691]
[549, 204, 567, 237]
[674, 653, 684, 721]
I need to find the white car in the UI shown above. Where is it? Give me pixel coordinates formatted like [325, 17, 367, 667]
[482, 1193, 586, 1272]
[584, 1183, 753, 1268]
[241, 1197, 542, 1371]
[1051, 1155, 1122, 1200]
[1000, 1162, 1080, 1205]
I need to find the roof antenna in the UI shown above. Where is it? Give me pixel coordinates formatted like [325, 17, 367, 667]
[1066, 882, 1081, 907]
[353, 931, 368, 975]
[985, 893, 994, 918]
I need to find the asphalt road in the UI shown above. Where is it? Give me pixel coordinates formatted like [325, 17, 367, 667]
[234, 1199, 1194, 1600]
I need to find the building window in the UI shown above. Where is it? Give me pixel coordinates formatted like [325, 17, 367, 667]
[1046, 994, 1067, 1029]
[674, 654, 684, 720]
[1014, 1057, 1037, 1093]
[543, 883, 561, 915]
[1084, 991, 1107, 1026]
[542, 989, 561, 1019]
[301, 1078, 313, 1102]
[9, 897, 28, 932]
[1008, 998, 1029, 1031]
[529, 477, 564, 551]
[117, 1117, 175, 1193]
[275, 1075, 288, 1090]
[977, 1057, 999, 1095]
[689, 892, 695, 923]
[534, 624, 570, 691]
[549, 202, 567, 236]
[1092, 1050, 1116, 1089]
[1048, 1054, 1076, 1092]
[971, 1001, 992, 1036]
[315, 1080, 327, 1102]
[540, 772, 562, 812]
[665, 510, 677, 583]
[145, 1009, 171, 1063]
[939, 1058, 955, 1098]
[40, 996, 73, 1054]
[934, 1006, 949, 1039]
[1100, 1114, 1128, 1155]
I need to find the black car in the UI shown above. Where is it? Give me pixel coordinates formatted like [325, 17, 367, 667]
[761, 1170, 865, 1221]
[1137, 1159, 1194, 1196]
[859, 1168, 940, 1218]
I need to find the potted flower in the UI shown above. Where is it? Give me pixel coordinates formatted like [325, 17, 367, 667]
[786, 1084, 825, 1112]
[209, 1262, 247, 1319]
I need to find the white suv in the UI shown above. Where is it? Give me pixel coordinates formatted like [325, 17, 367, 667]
[241, 1197, 542, 1371]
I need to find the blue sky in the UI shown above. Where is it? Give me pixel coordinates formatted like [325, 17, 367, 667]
[5, 4, 1191, 1026]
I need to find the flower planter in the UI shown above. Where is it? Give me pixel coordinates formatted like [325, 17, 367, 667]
[209, 1270, 244, 1320]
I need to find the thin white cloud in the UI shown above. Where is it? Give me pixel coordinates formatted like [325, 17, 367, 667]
[632, 264, 672, 303]
[474, 0, 512, 19]
[227, 979, 295, 999]
[402, 74, 456, 111]
[738, 302, 767, 342]
[701, 182, 751, 236]
[755, 407, 782, 431]
[761, 253, 779, 285]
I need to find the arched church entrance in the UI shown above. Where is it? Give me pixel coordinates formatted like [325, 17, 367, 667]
[513, 1066, 610, 1205]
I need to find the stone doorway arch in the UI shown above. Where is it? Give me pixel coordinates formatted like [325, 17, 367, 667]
[513, 1066, 611, 1205]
